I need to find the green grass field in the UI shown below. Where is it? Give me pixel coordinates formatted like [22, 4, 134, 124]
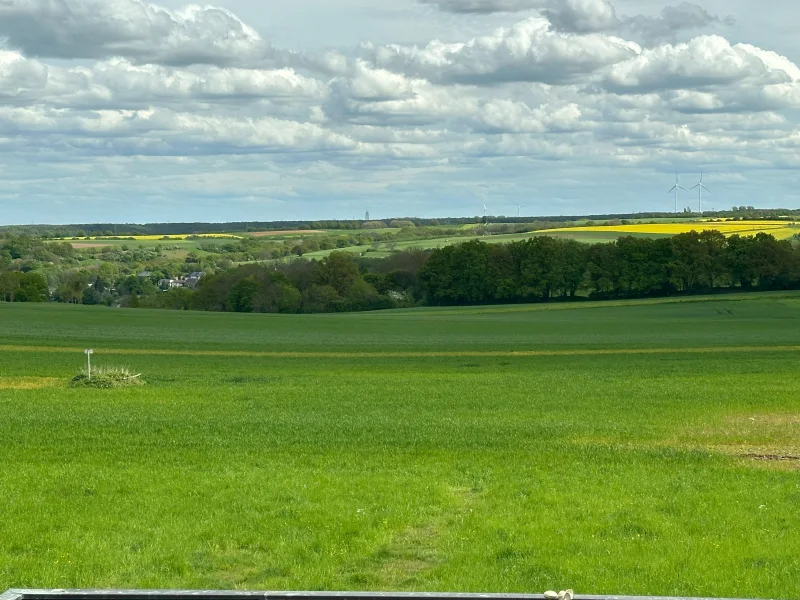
[300, 232, 568, 260]
[299, 229, 679, 260]
[530, 230, 672, 243]
[62, 237, 237, 250]
[1, 295, 799, 597]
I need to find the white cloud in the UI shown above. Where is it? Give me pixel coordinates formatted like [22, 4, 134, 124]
[543, 0, 620, 33]
[621, 2, 733, 44]
[668, 90, 725, 112]
[418, 0, 546, 13]
[736, 44, 800, 81]
[332, 60, 421, 101]
[475, 99, 588, 133]
[0, 105, 358, 153]
[85, 61, 327, 103]
[367, 17, 641, 85]
[602, 35, 794, 93]
[0, 50, 48, 97]
[0, 52, 326, 112]
[0, 0, 799, 222]
[421, 0, 733, 42]
[327, 72, 476, 126]
[0, 0, 272, 66]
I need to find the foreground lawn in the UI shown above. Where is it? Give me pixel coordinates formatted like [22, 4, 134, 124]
[0, 294, 799, 597]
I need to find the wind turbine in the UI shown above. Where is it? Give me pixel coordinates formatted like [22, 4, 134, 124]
[667, 174, 688, 214]
[483, 204, 487, 219]
[515, 202, 527, 218]
[691, 171, 711, 216]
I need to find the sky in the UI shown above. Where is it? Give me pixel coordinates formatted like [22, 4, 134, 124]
[0, 0, 799, 224]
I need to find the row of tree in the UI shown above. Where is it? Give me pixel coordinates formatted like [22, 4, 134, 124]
[419, 232, 800, 304]
[155, 253, 414, 313]
[5, 209, 800, 239]
[0, 272, 49, 302]
[151, 231, 800, 313]
[2, 231, 799, 312]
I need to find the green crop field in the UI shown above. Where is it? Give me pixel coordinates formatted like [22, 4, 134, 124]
[530, 230, 672, 243]
[61, 237, 237, 249]
[298, 229, 683, 260]
[299, 233, 561, 260]
[1, 294, 799, 597]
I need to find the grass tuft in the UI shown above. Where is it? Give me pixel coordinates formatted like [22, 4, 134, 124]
[70, 365, 144, 388]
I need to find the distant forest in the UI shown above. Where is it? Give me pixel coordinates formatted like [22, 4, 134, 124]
[2, 206, 798, 238]
[2, 229, 799, 312]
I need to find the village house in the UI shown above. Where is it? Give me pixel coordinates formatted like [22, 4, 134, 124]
[158, 272, 205, 290]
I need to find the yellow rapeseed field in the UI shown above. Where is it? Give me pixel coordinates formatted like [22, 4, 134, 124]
[114, 234, 240, 240]
[62, 233, 241, 241]
[549, 220, 800, 240]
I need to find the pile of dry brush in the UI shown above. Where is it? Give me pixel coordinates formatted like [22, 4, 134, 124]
[70, 366, 144, 389]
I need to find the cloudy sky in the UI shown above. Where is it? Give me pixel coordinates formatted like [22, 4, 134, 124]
[1, 0, 798, 224]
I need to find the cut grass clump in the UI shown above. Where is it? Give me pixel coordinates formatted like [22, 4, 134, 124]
[70, 366, 144, 388]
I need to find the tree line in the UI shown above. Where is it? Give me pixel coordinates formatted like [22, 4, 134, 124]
[4, 208, 800, 239]
[146, 231, 800, 312]
[2, 230, 799, 311]
[419, 231, 800, 305]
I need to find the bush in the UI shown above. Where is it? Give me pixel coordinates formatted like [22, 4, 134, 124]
[390, 220, 416, 228]
[361, 221, 388, 229]
[70, 366, 144, 389]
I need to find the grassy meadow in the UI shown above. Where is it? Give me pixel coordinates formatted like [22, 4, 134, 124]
[299, 232, 548, 260]
[65, 237, 239, 251]
[1, 294, 799, 597]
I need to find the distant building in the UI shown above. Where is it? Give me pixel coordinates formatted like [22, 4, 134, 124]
[184, 272, 205, 289]
[157, 272, 205, 290]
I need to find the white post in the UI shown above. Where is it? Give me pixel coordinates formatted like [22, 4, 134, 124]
[85, 349, 94, 380]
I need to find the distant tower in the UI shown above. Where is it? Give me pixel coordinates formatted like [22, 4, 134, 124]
[691, 171, 711, 216]
[365, 211, 370, 221]
[668, 174, 688, 214]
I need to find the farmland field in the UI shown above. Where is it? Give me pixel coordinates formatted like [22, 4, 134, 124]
[1, 295, 800, 597]
[298, 232, 548, 260]
[58, 238, 241, 253]
[544, 220, 800, 241]
[51, 220, 800, 260]
[297, 220, 800, 260]
[64, 234, 242, 242]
